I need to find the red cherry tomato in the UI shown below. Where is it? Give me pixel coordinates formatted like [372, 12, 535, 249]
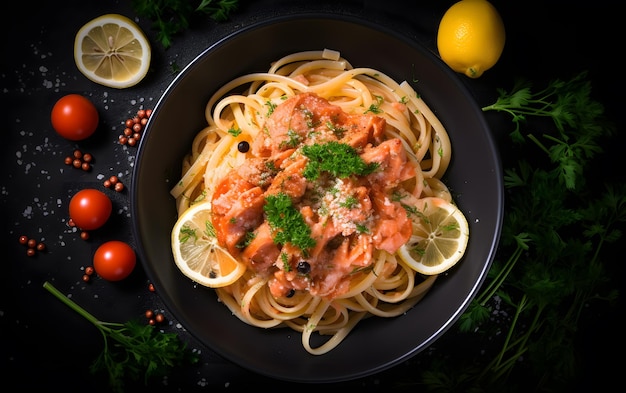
[93, 240, 136, 281]
[51, 94, 99, 140]
[69, 189, 112, 230]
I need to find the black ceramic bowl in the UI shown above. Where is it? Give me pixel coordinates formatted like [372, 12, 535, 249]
[131, 13, 503, 383]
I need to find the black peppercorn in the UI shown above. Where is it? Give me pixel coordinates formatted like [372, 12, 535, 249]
[296, 261, 311, 274]
[237, 141, 250, 153]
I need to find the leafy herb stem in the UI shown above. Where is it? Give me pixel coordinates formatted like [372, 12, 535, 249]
[131, 0, 240, 49]
[44, 280, 102, 325]
[474, 233, 528, 306]
[43, 281, 198, 393]
[419, 72, 624, 392]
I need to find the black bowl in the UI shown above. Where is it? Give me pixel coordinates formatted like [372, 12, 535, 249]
[131, 13, 503, 383]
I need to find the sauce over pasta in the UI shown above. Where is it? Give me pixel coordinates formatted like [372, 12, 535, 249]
[170, 49, 467, 355]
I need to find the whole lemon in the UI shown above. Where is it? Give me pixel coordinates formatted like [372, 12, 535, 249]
[437, 0, 506, 78]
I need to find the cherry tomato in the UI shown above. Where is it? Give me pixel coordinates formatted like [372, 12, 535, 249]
[93, 240, 136, 281]
[69, 189, 112, 230]
[51, 94, 99, 140]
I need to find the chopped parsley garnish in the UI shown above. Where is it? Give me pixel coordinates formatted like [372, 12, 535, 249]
[364, 94, 384, 114]
[279, 129, 301, 149]
[280, 252, 291, 271]
[340, 195, 359, 209]
[179, 225, 197, 243]
[326, 121, 346, 138]
[301, 141, 379, 180]
[236, 230, 256, 249]
[265, 100, 277, 116]
[228, 127, 242, 137]
[264, 192, 316, 255]
[355, 223, 369, 234]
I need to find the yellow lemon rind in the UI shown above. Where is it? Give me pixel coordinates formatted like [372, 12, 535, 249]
[436, 0, 505, 79]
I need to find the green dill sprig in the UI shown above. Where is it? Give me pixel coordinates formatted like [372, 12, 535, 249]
[131, 0, 240, 49]
[43, 281, 199, 393]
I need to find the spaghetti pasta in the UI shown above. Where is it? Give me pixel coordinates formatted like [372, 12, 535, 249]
[170, 49, 466, 355]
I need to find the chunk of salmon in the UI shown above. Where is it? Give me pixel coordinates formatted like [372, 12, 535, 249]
[339, 113, 385, 148]
[361, 138, 415, 189]
[251, 93, 332, 155]
[240, 222, 280, 273]
[211, 172, 265, 255]
[265, 155, 308, 200]
[235, 157, 273, 189]
[370, 189, 412, 254]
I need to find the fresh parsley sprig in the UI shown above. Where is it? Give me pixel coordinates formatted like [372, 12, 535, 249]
[264, 192, 316, 254]
[416, 72, 624, 392]
[131, 0, 240, 48]
[301, 141, 379, 180]
[43, 281, 199, 393]
[481, 71, 609, 190]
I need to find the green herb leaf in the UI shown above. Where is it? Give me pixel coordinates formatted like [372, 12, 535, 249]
[417, 72, 624, 392]
[43, 282, 199, 393]
[264, 192, 316, 254]
[301, 141, 379, 180]
[131, 0, 240, 49]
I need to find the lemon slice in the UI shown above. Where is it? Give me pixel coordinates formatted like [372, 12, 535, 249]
[74, 14, 151, 88]
[397, 197, 469, 275]
[171, 202, 246, 287]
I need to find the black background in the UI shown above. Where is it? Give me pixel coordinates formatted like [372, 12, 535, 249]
[1, 0, 623, 391]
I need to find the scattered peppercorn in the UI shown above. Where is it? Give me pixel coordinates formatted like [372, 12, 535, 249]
[82, 266, 95, 282]
[19, 235, 47, 256]
[148, 283, 156, 292]
[296, 261, 311, 274]
[64, 149, 93, 171]
[103, 175, 125, 192]
[144, 308, 166, 326]
[118, 108, 152, 146]
[237, 141, 250, 153]
[155, 313, 165, 324]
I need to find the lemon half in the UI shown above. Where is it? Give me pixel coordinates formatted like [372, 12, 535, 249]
[397, 197, 470, 275]
[171, 202, 247, 288]
[74, 14, 151, 88]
